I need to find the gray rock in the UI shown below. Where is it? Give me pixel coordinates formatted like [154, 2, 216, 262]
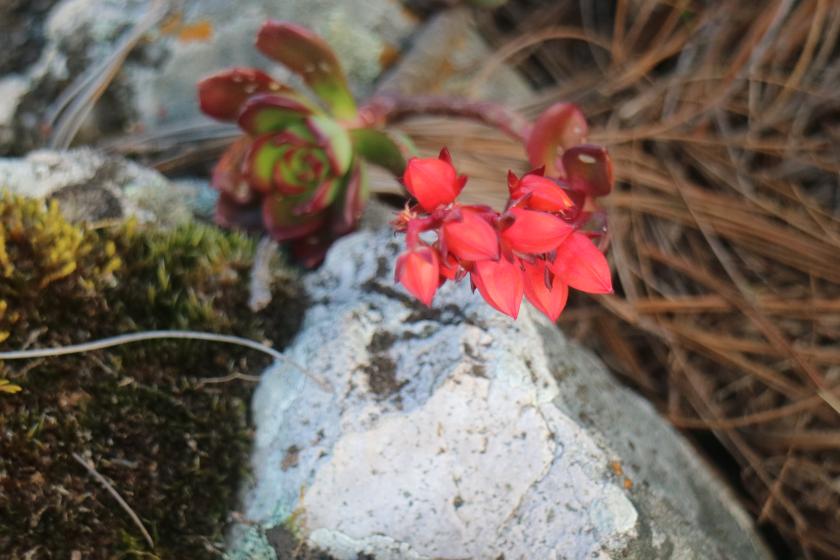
[377, 7, 532, 104]
[229, 228, 770, 559]
[0, 0, 416, 154]
[0, 148, 210, 225]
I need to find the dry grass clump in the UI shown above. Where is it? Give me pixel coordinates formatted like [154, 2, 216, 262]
[402, 1, 838, 557]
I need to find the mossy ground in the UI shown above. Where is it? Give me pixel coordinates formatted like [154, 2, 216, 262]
[0, 194, 307, 558]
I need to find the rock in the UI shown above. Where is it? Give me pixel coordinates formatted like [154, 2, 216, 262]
[1, 0, 417, 154]
[229, 227, 771, 559]
[377, 7, 532, 103]
[0, 148, 211, 225]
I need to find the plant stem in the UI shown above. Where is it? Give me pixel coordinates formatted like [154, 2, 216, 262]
[357, 94, 532, 143]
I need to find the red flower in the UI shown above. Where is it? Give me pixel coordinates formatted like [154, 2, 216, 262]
[523, 260, 569, 321]
[396, 245, 441, 306]
[471, 258, 524, 319]
[551, 232, 612, 294]
[403, 149, 466, 212]
[509, 172, 574, 213]
[393, 144, 612, 322]
[501, 207, 573, 254]
[441, 207, 499, 262]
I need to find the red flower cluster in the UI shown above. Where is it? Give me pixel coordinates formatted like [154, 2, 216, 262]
[393, 149, 612, 321]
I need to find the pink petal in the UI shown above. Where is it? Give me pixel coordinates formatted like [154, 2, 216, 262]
[442, 207, 499, 262]
[501, 207, 574, 254]
[551, 232, 613, 294]
[403, 155, 464, 212]
[471, 258, 524, 319]
[396, 246, 440, 306]
[523, 260, 569, 321]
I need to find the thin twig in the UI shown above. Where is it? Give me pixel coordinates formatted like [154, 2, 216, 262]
[0, 330, 332, 393]
[71, 452, 155, 550]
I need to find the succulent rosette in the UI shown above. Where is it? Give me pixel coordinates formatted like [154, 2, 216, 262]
[198, 21, 405, 266]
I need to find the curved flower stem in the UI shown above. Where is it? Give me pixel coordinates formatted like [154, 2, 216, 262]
[356, 94, 532, 143]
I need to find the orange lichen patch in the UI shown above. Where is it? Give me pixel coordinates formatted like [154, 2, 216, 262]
[609, 460, 623, 477]
[379, 43, 401, 70]
[177, 20, 213, 43]
[160, 12, 214, 43]
[623, 478, 634, 490]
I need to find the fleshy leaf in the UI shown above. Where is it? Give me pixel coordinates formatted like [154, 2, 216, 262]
[501, 207, 574, 254]
[243, 135, 289, 193]
[262, 193, 326, 241]
[238, 93, 312, 135]
[562, 144, 614, 197]
[333, 162, 368, 235]
[522, 260, 568, 321]
[211, 137, 254, 203]
[526, 103, 588, 175]
[256, 21, 357, 119]
[349, 128, 406, 176]
[551, 231, 612, 294]
[307, 115, 353, 175]
[471, 258, 524, 319]
[293, 177, 342, 215]
[198, 68, 289, 121]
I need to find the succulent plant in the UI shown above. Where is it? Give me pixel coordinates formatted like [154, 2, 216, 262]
[198, 21, 406, 267]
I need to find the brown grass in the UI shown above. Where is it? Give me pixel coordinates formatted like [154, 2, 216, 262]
[386, 1, 839, 557]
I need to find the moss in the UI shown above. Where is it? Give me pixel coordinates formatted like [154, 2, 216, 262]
[0, 193, 307, 558]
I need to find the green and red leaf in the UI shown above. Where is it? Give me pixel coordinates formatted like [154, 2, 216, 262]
[237, 93, 313, 135]
[256, 21, 357, 119]
[349, 128, 406, 176]
[242, 135, 289, 193]
[307, 115, 353, 175]
[262, 193, 326, 241]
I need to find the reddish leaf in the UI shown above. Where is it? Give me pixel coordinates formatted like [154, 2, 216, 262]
[550, 231, 612, 294]
[256, 21, 357, 118]
[526, 103, 588, 175]
[333, 162, 367, 235]
[522, 260, 568, 321]
[441, 207, 499, 262]
[262, 193, 326, 241]
[211, 137, 254, 203]
[562, 144, 614, 197]
[237, 93, 312, 136]
[396, 245, 440, 306]
[242, 134, 289, 193]
[501, 207, 573, 254]
[471, 258, 524, 319]
[198, 68, 288, 121]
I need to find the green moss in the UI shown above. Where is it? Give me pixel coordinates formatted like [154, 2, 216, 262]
[0, 193, 307, 559]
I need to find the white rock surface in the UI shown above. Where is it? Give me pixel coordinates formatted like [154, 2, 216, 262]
[229, 227, 771, 560]
[0, 148, 211, 225]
